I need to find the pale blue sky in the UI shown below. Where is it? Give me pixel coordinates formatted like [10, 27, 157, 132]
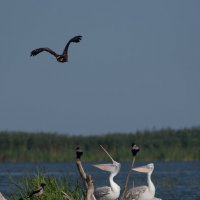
[0, 1, 200, 135]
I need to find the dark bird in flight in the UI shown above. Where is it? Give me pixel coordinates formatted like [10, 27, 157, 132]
[30, 35, 82, 63]
[28, 183, 46, 198]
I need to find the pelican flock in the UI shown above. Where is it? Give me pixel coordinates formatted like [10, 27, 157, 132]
[125, 163, 161, 200]
[93, 145, 121, 200]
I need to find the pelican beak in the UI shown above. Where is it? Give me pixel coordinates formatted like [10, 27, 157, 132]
[93, 145, 119, 172]
[99, 145, 115, 163]
[132, 165, 151, 173]
[93, 163, 116, 172]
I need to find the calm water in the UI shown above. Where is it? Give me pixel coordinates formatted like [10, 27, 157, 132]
[0, 161, 199, 200]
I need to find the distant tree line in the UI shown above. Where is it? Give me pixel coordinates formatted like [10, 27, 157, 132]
[0, 127, 199, 162]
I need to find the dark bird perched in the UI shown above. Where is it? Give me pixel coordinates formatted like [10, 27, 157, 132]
[28, 183, 46, 198]
[30, 35, 82, 63]
[131, 143, 140, 156]
[75, 146, 96, 200]
[119, 143, 140, 200]
[76, 146, 83, 159]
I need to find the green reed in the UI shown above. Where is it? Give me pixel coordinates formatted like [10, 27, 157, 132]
[0, 127, 200, 162]
[9, 170, 84, 200]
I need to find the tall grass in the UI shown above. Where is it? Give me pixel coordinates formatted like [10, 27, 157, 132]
[9, 169, 85, 200]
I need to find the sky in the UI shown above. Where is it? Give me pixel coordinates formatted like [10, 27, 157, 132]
[0, 1, 200, 135]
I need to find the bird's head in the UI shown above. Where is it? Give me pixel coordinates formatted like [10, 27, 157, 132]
[93, 145, 121, 174]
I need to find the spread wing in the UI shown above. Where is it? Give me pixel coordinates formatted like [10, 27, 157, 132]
[125, 186, 147, 200]
[94, 186, 111, 199]
[62, 35, 82, 56]
[30, 48, 58, 58]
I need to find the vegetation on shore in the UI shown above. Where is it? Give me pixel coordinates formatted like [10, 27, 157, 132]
[0, 127, 199, 162]
[9, 170, 84, 200]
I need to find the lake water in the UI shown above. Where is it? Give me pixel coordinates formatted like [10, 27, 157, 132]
[0, 161, 199, 200]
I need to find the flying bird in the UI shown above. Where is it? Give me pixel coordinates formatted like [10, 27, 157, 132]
[30, 35, 82, 63]
[28, 183, 46, 198]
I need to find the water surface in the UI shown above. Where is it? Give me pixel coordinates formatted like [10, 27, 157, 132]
[0, 161, 199, 200]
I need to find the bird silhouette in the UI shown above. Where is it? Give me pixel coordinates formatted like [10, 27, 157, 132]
[76, 146, 83, 159]
[131, 143, 140, 156]
[30, 35, 82, 63]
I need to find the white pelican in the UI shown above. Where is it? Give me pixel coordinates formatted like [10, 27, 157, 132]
[125, 163, 162, 200]
[93, 145, 121, 200]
